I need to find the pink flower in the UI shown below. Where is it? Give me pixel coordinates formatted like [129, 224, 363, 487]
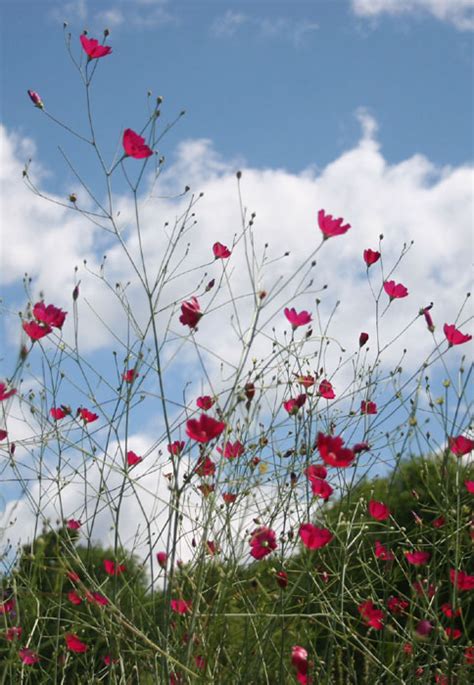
[284, 308, 312, 329]
[195, 456, 216, 477]
[123, 368, 139, 383]
[5, 626, 22, 641]
[217, 440, 245, 460]
[363, 249, 380, 267]
[415, 620, 433, 637]
[444, 323, 472, 347]
[358, 600, 384, 630]
[167, 440, 185, 456]
[68, 590, 82, 606]
[368, 500, 390, 521]
[66, 519, 81, 530]
[85, 591, 109, 606]
[449, 435, 474, 456]
[305, 464, 327, 481]
[316, 432, 355, 468]
[375, 540, 394, 561]
[440, 603, 461, 619]
[249, 526, 277, 559]
[213, 242, 231, 259]
[405, 550, 430, 566]
[310, 478, 333, 501]
[465, 480, 474, 494]
[383, 280, 408, 300]
[291, 646, 309, 683]
[359, 332, 369, 347]
[80, 35, 112, 60]
[445, 627, 462, 640]
[318, 209, 351, 239]
[23, 320, 52, 340]
[295, 374, 315, 388]
[299, 523, 333, 550]
[450, 568, 474, 591]
[283, 394, 307, 415]
[33, 301, 67, 329]
[126, 450, 142, 467]
[318, 380, 335, 400]
[123, 128, 153, 159]
[361, 400, 377, 415]
[156, 552, 168, 569]
[65, 632, 88, 653]
[386, 596, 408, 613]
[171, 599, 192, 614]
[103, 559, 126, 576]
[179, 297, 202, 329]
[432, 515, 445, 528]
[50, 406, 70, 420]
[19, 648, 39, 665]
[0, 382, 16, 401]
[78, 408, 98, 424]
[67, 571, 80, 583]
[196, 395, 214, 410]
[186, 414, 226, 443]
[27, 89, 44, 108]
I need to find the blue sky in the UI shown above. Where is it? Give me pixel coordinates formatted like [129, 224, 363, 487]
[0, 0, 472, 561]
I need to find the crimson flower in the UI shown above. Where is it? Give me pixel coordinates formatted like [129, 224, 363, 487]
[353, 442, 370, 454]
[103, 559, 126, 576]
[19, 648, 39, 665]
[440, 603, 461, 619]
[186, 414, 225, 443]
[276, 570, 288, 588]
[299, 523, 333, 550]
[310, 478, 333, 501]
[0, 382, 16, 401]
[295, 374, 315, 388]
[196, 395, 214, 410]
[156, 551, 168, 569]
[449, 435, 474, 456]
[126, 450, 142, 466]
[80, 35, 112, 60]
[450, 568, 474, 591]
[291, 645, 310, 684]
[168, 441, 185, 456]
[6, 626, 22, 641]
[50, 407, 69, 420]
[316, 432, 355, 468]
[383, 280, 408, 299]
[359, 332, 369, 347]
[78, 408, 98, 424]
[361, 400, 377, 415]
[217, 440, 245, 460]
[66, 519, 81, 530]
[23, 320, 52, 340]
[318, 379, 335, 400]
[305, 464, 327, 481]
[422, 306, 435, 332]
[33, 301, 67, 329]
[249, 526, 277, 559]
[445, 627, 462, 640]
[213, 242, 231, 259]
[68, 590, 82, 606]
[363, 249, 380, 266]
[368, 500, 390, 521]
[358, 600, 384, 630]
[123, 128, 153, 159]
[27, 89, 43, 108]
[284, 308, 312, 329]
[283, 394, 307, 415]
[123, 368, 139, 383]
[405, 550, 430, 566]
[171, 599, 192, 614]
[179, 297, 202, 329]
[67, 571, 80, 583]
[465, 480, 474, 494]
[195, 456, 216, 477]
[86, 591, 109, 606]
[387, 596, 408, 613]
[0, 430, 7, 441]
[444, 323, 472, 346]
[432, 515, 445, 528]
[222, 492, 237, 504]
[375, 540, 394, 561]
[318, 209, 351, 239]
[65, 633, 88, 653]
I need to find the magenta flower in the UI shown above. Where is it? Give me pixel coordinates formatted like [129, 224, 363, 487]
[103, 559, 126, 576]
[305, 464, 327, 481]
[449, 435, 474, 457]
[361, 400, 377, 415]
[363, 249, 380, 267]
[123, 368, 139, 383]
[27, 90, 43, 109]
[186, 414, 225, 443]
[196, 395, 214, 410]
[405, 550, 430, 566]
[0, 382, 16, 402]
[310, 477, 333, 501]
[80, 35, 112, 60]
[213, 242, 231, 259]
[179, 296, 202, 329]
[368, 500, 390, 521]
[291, 646, 309, 683]
[299, 523, 333, 550]
[375, 540, 394, 561]
[167, 440, 185, 456]
[316, 432, 355, 468]
[318, 209, 351, 239]
[23, 320, 52, 341]
[358, 600, 384, 630]
[384, 280, 408, 300]
[126, 450, 142, 466]
[66, 519, 81, 530]
[78, 408, 98, 424]
[284, 308, 312, 329]
[217, 440, 245, 460]
[318, 379, 335, 400]
[249, 526, 277, 559]
[422, 305, 435, 332]
[283, 393, 307, 415]
[444, 323, 472, 347]
[465, 480, 474, 494]
[123, 128, 153, 159]
[171, 598, 192, 614]
[65, 632, 88, 653]
[450, 568, 474, 591]
[156, 551, 168, 569]
[33, 301, 67, 329]
[19, 648, 39, 665]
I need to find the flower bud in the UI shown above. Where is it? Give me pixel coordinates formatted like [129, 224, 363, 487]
[27, 90, 44, 109]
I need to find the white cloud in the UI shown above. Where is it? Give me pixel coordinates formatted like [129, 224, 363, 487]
[211, 9, 248, 37]
[210, 12, 319, 46]
[352, 0, 474, 31]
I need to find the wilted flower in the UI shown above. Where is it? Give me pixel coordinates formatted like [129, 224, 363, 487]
[0, 382, 16, 401]
[179, 297, 202, 329]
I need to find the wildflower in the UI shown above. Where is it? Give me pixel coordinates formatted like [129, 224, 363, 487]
[0, 383, 16, 401]
[465, 480, 474, 494]
[299, 523, 333, 550]
[123, 368, 138, 383]
[27, 90, 43, 108]
[383, 280, 408, 299]
[156, 552, 168, 569]
[375, 541, 394, 561]
[284, 308, 312, 329]
[305, 464, 327, 481]
[65, 632, 88, 653]
[179, 297, 202, 329]
[86, 591, 109, 606]
[217, 440, 244, 460]
[249, 526, 277, 559]
[318, 379, 335, 400]
[5, 626, 22, 641]
[213, 242, 231, 259]
[67, 590, 82, 606]
[171, 599, 192, 614]
[50, 406, 70, 420]
[23, 320, 52, 340]
[318, 209, 351, 239]
[196, 395, 214, 410]
[405, 550, 430, 566]
[275, 570, 288, 588]
[386, 596, 408, 613]
[449, 435, 474, 457]
[444, 323, 472, 346]
[103, 559, 126, 576]
[450, 568, 474, 591]
[352, 442, 370, 454]
[33, 301, 67, 329]
[358, 600, 384, 630]
[359, 332, 369, 347]
[295, 374, 315, 388]
[78, 407, 98, 424]
[291, 645, 310, 684]
[0, 430, 7, 441]
[368, 500, 390, 521]
[283, 394, 307, 415]
[80, 35, 112, 60]
[363, 249, 380, 266]
[421, 305, 435, 332]
[19, 648, 39, 665]
[195, 456, 216, 477]
[310, 477, 333, 501]
[222, 492, 237, 504]
[416, 620, 433, 637]
[440, 603, 461, 619]
[122, 128, 153, 159]
[186, 414, 226, 443]
[432, 516, 445, 528]
[66, 519, 81, 530]
[316, 432, 355, 468]
[126, 450, 142, 466]
[168, 441, 185, 456]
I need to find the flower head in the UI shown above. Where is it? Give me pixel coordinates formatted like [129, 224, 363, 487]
[375, 540, 394, 561]
[299, 523, 333, 549]
[123, 128, 153, 159]
[103, 559, 126, 576]
[23, 321, 52, 341]
[449, 435, 474, 457]
[291, 646, 309, 683]
[78, 407, 98, 424]
[283, 394, 307, 415]
[368, 500, 390, 521]
[0, 382, 16, 401]
[27, 90, 43, 108]
[361, 400, 377, 415]
[80, 34, 112, 60]
[196, 395, 214, 410]
[316, 432, 355, 468]
[179, 297, 202, 329]
[66, 519, 81, 530]
[213, 242, 231, 259]
[167, 440, 185, 456]
[384, 280, 408, 300]
[359, 332, 369, 347]
[33, 301, 67, 329]
[126, 450, 142, 467]
[358, 600, 384, 630]
[450, 568, 474, 591]
[123, 368, 139, 383]
[217, 440, 245, 460]
[363, 249, 380, 267]
[156, 551, 168, 569]
[65, 632, 88, 653]
[405, 550, 430, 566]
[249, 526, 277, 559]
[444, 323, 472, 347]
[171, 598, 192, 614]
[318, 209, 351, 239]
[318, 379, 335, 400]
[19, 648, 39, 665]
[185, 414, 225, 443]
[284, 308, 312, 329]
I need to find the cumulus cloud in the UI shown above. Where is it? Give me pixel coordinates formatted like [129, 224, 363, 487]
[352, 0, 474, 31]
[210, 11, 319, 46]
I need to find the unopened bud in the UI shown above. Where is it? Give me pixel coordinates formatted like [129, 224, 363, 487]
[27, 90, 44, 109]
